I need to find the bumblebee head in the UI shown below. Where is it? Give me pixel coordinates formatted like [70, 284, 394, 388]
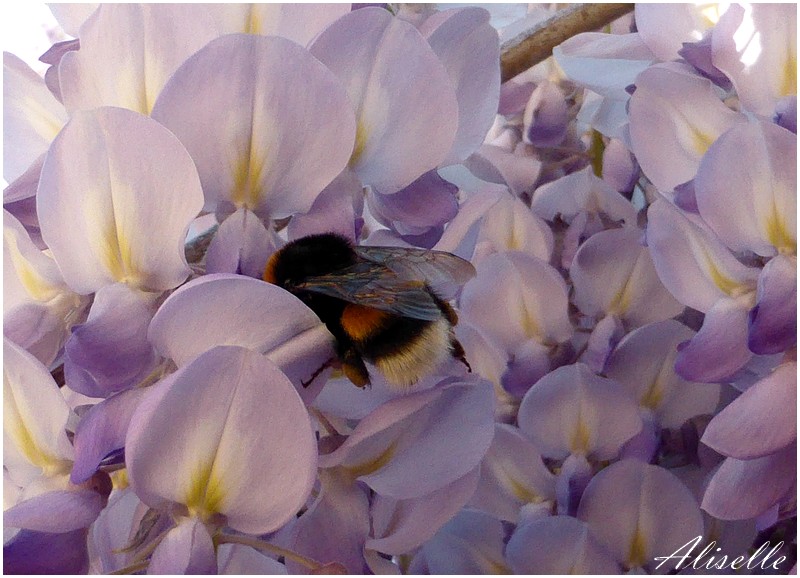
[263, 233, 356, 288]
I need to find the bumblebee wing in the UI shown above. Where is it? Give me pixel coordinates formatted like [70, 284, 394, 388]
[295, 262, 443, 321]
[354, 245, 476, 299]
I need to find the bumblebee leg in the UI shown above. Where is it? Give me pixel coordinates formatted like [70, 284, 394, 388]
[450, 337, 472, 373]
[341, 348, 371, 388]
[301, 357, 336, 388]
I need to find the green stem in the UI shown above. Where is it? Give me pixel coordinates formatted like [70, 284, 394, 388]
[217, 533, 323, 570]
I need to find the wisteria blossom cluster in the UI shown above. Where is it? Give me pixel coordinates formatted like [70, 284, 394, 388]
[3, 3, 796, 574]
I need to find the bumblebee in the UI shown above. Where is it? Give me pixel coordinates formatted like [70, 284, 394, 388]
[263, 233, 475, 389]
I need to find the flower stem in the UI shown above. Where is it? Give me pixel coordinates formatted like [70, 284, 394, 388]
[217, 532, 323, 570]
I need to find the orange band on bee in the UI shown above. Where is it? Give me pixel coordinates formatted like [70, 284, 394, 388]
[263, 253, 279, 284]
[341, 303, 390, 341]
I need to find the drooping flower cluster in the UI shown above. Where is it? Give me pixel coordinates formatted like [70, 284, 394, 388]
[3, 3, 796, 574]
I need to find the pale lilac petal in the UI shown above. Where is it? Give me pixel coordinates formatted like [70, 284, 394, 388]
[775, 95, 797, 133]
[64, 284, 159, 397]
[148, 274, 335, 394]
[4, 338, 74, 483]
[320, 377, 495, 499]
[126, 346, 317, 535]
[678, 33, 732, 89]
[578, 460, 704, 572]
[702, 444, 796, 520]
[579, 314, 624, 374]
[524, 80, 569, 147]
[571, 226, 683, 328]
[675, 296, 754, 383]
[417, 509, 509, 574]
[311, 376, 399, 421]
[40, 39, 80, 102]
[205, 208, 278, 278]
[48, 4, 98, 36]
[498, 80, 535, 115]
[554, 32, 656, 99]
[207, 4, 350, 45]
[531, 165, 637, 227]
[465, 144, 542, 198]
[712, 4, 797, 116]
[148, 517, 216, 575]
[635, 4, 723, 62]
[420, 7, 500, 164]
[289, 468, 370, 574]
[749, 255, 797, 354]
[471, 193, 554, 264]
[4, 156, 45, 249]
[518, 363, 642, 461]
[695, 120, 796, 257]
[606, 320, 720, 429]
[3, 52, 67, 183]
[4, 489, 106, 532]
[71, 387, 149, 483]
[702, 362, 796, 459]
[460, 251, 572, 353]
[433, 183, 506, 259]
[309, 7, 458, 192]
[506, 516, 620, 574]
[217, 544, 287, 575]
[288, 169, 362, 242]
[646, 199, 761, 312]
[470, 423, 556, 523]
[628, 62, 746, 192]
[37, 107, 203, 293]
[367, 170, 458, 239]
[602, 138, 639, 194]
[367, 467, 480, 555]
[153, 35, 355, 220]
[59, 4, 217, 114]
[502, 339, 554, 399]
[88, 488, 142, 573]
[3, 528, 89, 574]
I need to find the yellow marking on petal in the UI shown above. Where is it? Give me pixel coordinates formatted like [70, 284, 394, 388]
[349, 120, 369, 168]
[245, 6, 262, 34]
[690, 125, 715, 156]
[185, 461, 226, 522]
[111, 469, 129, 490]
[570, 414, 591, 456]
[485, 559, 512, 574]
[507, 475, 543, 504]
[346, 442, 396, 478]
[641, 361, 670, 411]
[4, 380, 69, 474]
[231, 145, 267, 211]
[781, 52, 797, 97]
[765, 208, 796, 255]
[5, 232, 59, 302]
[627, 525, 649, 569]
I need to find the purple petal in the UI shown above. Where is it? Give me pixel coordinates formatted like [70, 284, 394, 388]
[702, 362, 796, 459]
[153, 34, 356, 220]
[571, 226, 683, 328]
[602, 138, 639, 194]
[470, 423, 556, 522]
[501, 339, 552, 399]
[518, 363, 643, 461]
[675, 297, 754, 383]
[419, 7, 500, 165]
[3, 528, 89, 574]
[678, 33, 732, 89]
[580, 314, 625, 374]
[775, 95, 797, 133]
[367, 467, 480, 555]
[749, 255, 797, 354]
[702, 444, 796, 520]
[578, 460, 704, 571]
[694, 120, 796, 257]
[59, 5, 218, 115]
[524, 80, 569, 147]
[712, 4, 797, 116]
[205, 208, 277, 278]
[126, 346, 317, 535]
[207, 4, 350, 45]
[71, 387, 149, 483]
[309, 7, 458, 193]
[635, 4, 719, 62]
[320, 377, 495, 499]
[64, 284, 159, 397]
[3, 52, 67, 183]
[499, 80, 535, 116]
[555, 453, 594, 516]
[672, 179, 699, 213]
[506, 516, 620, 574]
[4, 489, 106, 532]
[148, 517, 217, 575]
[37, 107, 204, 293]
[217, 544, 287, 575]
[465, 144, 542, 198]
[629, 62, 746, 192]
[369, 170, 458, 237]
[289, 468, 370, 574]
[287, 169, 362, 243]
[606, 320, 720, 429]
